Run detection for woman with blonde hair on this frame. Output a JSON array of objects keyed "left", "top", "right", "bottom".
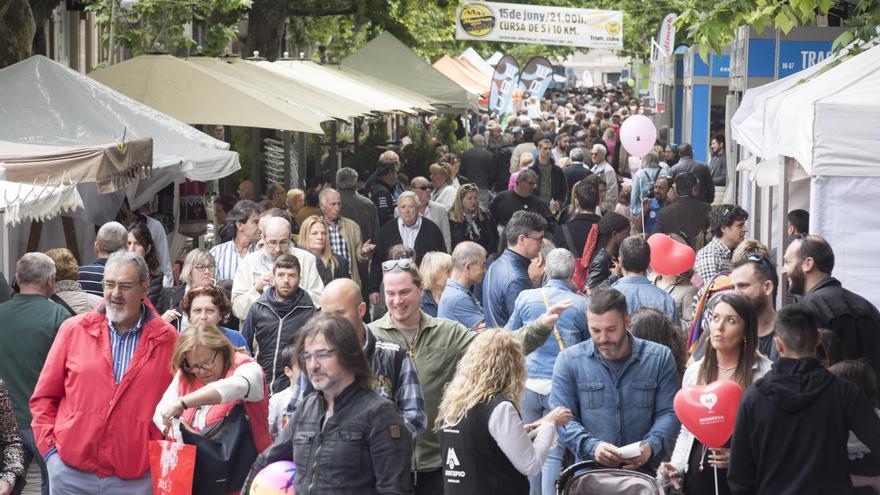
[
  {"left": 298, "top": 215, "right": 349, "bottom": 285},
  {"left": 154, "top": 322, "right": 270, "bottom": 492},
  {"left": 419, "top": 251, "right": 452, "bottom": 317},
  {"left": 448, "top": 183, "right": 498, "bottom": 255},
  {"left": 437, "top": 329, "right": 571, "bottom": 494},
  {"left": 160, "top": 248, "right": 217, "bottom": 326},
  {"left": 430, "top": 162, "right": 457, "bottom": 209},
  {"left": 45, "top": 247, "right": 102, "bottom": 315}
]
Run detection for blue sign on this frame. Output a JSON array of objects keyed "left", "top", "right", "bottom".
[
  {"left": 710, "top": 54, "right": 730, "bottom": 78},
  {"left": 747, "top": 39, "right": 776, "bottom": 77},
  {"left": 778, "top": 41, "right": 833, "bottom": 78}
]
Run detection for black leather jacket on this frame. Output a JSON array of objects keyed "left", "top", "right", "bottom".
[
  {"left": 587, "top": 248, "right": 620, "bottom": 290},
  {"left": 243, "top": 383, "right": 413, "bottom": 495}
]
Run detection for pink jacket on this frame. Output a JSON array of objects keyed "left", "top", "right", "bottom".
[{"left": 30, "top": 304, "right": 178, "bottom": 479}]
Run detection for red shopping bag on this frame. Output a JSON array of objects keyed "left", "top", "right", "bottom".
[{"left": 149, "top": 439, "right": 197, "bottom": 495}]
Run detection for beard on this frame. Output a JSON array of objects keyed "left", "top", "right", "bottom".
[
  {"left": 751, "top": 292, "right": 768, "bottom": 313},
  {"left": 105, "top": 305, "right": 133, "bottom": 325},
  {"left": 787, "top": 266, "right": 806, "bottom": 296}
]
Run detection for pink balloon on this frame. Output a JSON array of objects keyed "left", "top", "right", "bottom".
[
  {"left": 251, "top": 461, "right": 296, "bottom": 495},
  {"left": 620, "top": 115, "right": 657, "bottom": 158},
  {"left": 647, "top": 233, "right": 696, "bottom": 276}
]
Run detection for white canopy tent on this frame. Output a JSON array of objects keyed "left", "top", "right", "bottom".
[
  {"left": 459, "top": 48, "right": 496, "bottom": 77},
  {"left": 0, "top": 55, "right": 241, "bottom": 275},
  {"left": 730, "top": 41, "right": 880, "bottom": 309}
]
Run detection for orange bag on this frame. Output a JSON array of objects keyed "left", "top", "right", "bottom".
[{"left": 149, "top": 439, "right": 197, "bottom": 495}]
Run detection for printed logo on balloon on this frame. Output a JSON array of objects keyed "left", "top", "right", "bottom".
[
  {"left": 674, "top": 380, "right": 743, "bottom": 449},
  {"left": 619, "top": 114, "right": 657, "bottom": 158}
]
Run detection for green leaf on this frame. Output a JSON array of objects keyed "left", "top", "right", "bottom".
[
  {"left": 774, "top": 8, "right": 796, "bottom": 33},
  {"left": 832, "top": 31, "right": 854, "bottom": 51}
]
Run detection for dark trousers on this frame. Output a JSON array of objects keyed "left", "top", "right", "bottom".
[
  {"left": 413, "top": 469, "right": 443, "bottom": 495},
  {"left": 15, "top": 427, "right": 48, "bottom": 495}
]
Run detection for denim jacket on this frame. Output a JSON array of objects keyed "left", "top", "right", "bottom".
[
  {"left": 611, "top": 275, "right": 680, "bottom": 326},
  {"left": 550, "top": 334, "right": 680, "bottom": 468},
  {"left": 483, "top": 249, "right": 533, "bottom": 327},
  {"left": 505, "top": 279, "right": 589, "bottom": 379}
]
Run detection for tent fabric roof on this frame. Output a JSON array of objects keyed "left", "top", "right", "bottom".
[
  {"left": 459, "top": 48, "right": 495, "bottom": 77},
  {"left": 0, "top": 138, "right": 153, "bottom": 194},
  {"left": 432, "top": 56, "right": 488, "bottom": 96},
  {"left": 0, "top": 179, "right": 84, "bottom": 225},
  {"left": 90, "top": 55, "right": 327, "bottom": 133},
  {"left": 262, "top": 60, "right": 435, "bottom": 114},
  {"left": 0, "top": 55, "right": 239, "bottom": 185},
  {"left": 341, "top": 32, "right": 479, "bottom": 112}
]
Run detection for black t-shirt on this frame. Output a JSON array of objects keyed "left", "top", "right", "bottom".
[{"left": 490, "top": 190, "right": 555, "bottom": 230}]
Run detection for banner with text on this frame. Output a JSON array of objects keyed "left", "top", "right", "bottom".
[
  {"left": 456, "top": 1, "right": 623, "bottom": 49},
  {"left": 488, "top": 54, "right": 519, "bottom": 116}
]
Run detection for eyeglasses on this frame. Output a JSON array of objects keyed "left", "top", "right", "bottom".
[
  {"left": 194, "top": 264, "right": 215, "bottom": 272},
  {"left": 524, "top": 233, "right": 544, "bottom": 242},
  {"left": 300, "top": 349, "right": 337, "bottom": 363},
  {"left": 266, "top": 239, "right": 290, "bottom": 248},
  {"left": 183, "top": 351, "right": 219, "bottom": 372},
  {"left": 382, "top": 258, "right": 414, "bottom": 272},
  {"left": 103, "top": 281, "right": 138, "bottom": 293},
  {"left": 414, "top": 185, "right": 434, "bottom": 191}
]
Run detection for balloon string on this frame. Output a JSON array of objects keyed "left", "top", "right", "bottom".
[{"left": 714, "top": 465, "right": 719, "bottom": 495}]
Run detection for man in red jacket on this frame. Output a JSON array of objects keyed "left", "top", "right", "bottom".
[{"left": 30, "top": 251, "right": 178, "bottom": 494}]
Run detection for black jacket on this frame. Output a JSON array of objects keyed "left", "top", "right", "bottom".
[
  {"left": 460, "top": 146, "right": 494, "bottom": 190},
  {"left": 728, "top": 358, "right": 880, "bottom": 495},
  {"left": 657, "top": 195, "right": 711, "bottom": 250},
  {"left": 587, "top": 248, "right": 619, "bottom": 290},
  {"left": 803, "top": 277, "right": 880, "bottom": 373},
  {"left": 241, "top": 286, "right": 316, "bottom": 393},
  {"left": 369, "top": 180, "right": 396, "bottom": 228},
  {"left": 529, "top": 159, "right": 567, "bottom": 206},
  {"left": 670, "top": 157, "right": 715, "bottom": 204},
  {"left": 369, "top": 217, "right": 446, "bottom": 293},
  {"left": 489, "top": 190, "right": 557, "bottom": 233},
  {"left": 449, "top": 209, "right": 498, "bottom": 254},
  {"left": 315, "top": 253, "right": 350, "bottom": 285},
  {"left": 491, "top": 147, "right": 514, "bottom": 192},
  {"left": 244, "top": 383, "right": 413, "bottom": 495},
  {"left": 562, "top": 162, "right": 592, "bottom": 195},
  {"left": 554, "top": 212, "right": 601, "bottom": 257}
]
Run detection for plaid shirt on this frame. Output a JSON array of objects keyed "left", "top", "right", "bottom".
[
  {"left": 694, "top": 237, "right": 733, "bottom": 285},
  {"left": 326, "top": 220, "right": 350, "bottom": 262}
]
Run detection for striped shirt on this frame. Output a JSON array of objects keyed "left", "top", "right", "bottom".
[
  {"left": 108, "top": 306, "right": 146, "bottom": 384},
  {"left": 326, "top": 220, "right": 350, "bottom": 262},
  {"left": 78, "top": 257, "right": 108, "bottom": 297},
  {"left": 210, "top": 240, "right": 255, "bottom": 282}
]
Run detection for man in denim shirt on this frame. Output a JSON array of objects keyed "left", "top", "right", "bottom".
[
  {"left": 551, "top": 289, "right": 680, "bottom": 473},
  {"left": 506, "top": 248, "right": 589, "bottom": 494},
  {"left": 611, "top": 235, "right": 679, "bottom": 326},
  {"left": 438, "top": 242, "right": 487, "bottom": 331}
]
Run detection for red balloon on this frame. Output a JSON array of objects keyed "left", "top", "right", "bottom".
[
  {"left": 647, "top": 233, "right": 696, "bottom": 276},
  {"left": 674, "top": 380, "right": 744, "bottom": 449}
]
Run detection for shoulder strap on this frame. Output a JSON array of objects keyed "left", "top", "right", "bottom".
[
  {"left": 50, "top": 294, "right": 76, "bottom": 317},
  {"left": 540, "top": 287, "right": 566, "bottom": 351},
  {"left": 561, "top": 224, "right": 577, "bottom": 254}
]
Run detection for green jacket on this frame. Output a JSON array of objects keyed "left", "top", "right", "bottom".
[
  {"left": 0, "top": 294, "right": 70, "bottom": 428},
  {"left": 368, "top": 310, "right": 551, "bottom": 472}
]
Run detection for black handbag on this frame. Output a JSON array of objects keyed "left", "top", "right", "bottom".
[{"left": 180, "top": 402, "right": 258, "bottom": 495}]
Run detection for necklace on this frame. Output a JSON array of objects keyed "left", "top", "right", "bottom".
[
  {"left": 718, "top": 363, "right": 737, "bottom": 371},
  {"left": 400, "top": 324, "right": 424, "bottom": 360}
]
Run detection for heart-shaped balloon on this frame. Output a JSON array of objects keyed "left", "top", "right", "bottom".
[
  {"left": 674, "top": 380, "right": 744, "bottom": 449},
  {"left": 619, "top": 115, "right": 656, "bottom": 158},
  {"left": 647, "top": 233, "right": 696, "bottom": 276}
]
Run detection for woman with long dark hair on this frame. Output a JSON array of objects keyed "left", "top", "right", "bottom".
[
  {"left": 659, "top": 292, "right": 772, "bottom": 494},
  {"left": 585, "top": 212, "right": 631, "bottom": 290},
  {"left": 127, "top": 221, "right": 164, "bottom": 309},
  {"left": 630, "top": 307, "right": 688, "bottom": 381}
]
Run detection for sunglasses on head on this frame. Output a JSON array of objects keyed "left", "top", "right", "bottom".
[{"left": 382, "top": 258, "right": 414, "bottom": 272}]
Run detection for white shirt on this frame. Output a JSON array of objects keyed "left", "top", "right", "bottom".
[
  {"left": 230, "top": 246, "right": 324, "bottom": 319},
  {"left": 398, "top": 216, "right": 422, "bottom": 249},
  {"left": 152, "top": 360, "right": 265, "bottom": 440},
  {"left": 487, "top": 400, "right": 558, "bottom": 476}
]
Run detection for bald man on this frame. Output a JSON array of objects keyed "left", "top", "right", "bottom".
[
  {"left": 320, "top": 279, "right": 426, "bottom": 436},
  {"left": 231, "top": 216, "right": 324, "bottom": 319}
]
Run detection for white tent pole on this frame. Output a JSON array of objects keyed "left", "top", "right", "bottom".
[
  {"left": 776, "top": 156, "right": 790, "bottom": 308},
  {"left": 0, "top": 210, "right": 9, "bottom": 277}
]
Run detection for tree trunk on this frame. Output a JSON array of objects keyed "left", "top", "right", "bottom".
[
  {"left": 0, "top": 0, "right": 36, "bottom": 69},
  {"left": 244, "top": 0, "right": 288, "bottom": 61}
]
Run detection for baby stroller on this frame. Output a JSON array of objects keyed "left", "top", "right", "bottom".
[{"left": 556, "top": 460, "right": 666, "bottom": 495}]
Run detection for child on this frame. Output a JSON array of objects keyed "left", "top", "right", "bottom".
[
  {"left": 267, "top": 346, "right": 299, "bottom": 440},
  {"left": 829, "top": 359, "right": 880, "bottom": 493}
]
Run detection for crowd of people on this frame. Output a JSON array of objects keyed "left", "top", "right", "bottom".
[{"left": 0, "top": 84, "right": 878, "bottom": 495}]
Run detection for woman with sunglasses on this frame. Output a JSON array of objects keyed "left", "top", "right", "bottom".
[
  {"left": 659, "top": 292, "right": 772, "bottom": 494},
  {"left": 161, "top": 248, "right": 218, "bottom": 327},
  {"left": 449, "top": 183, "right": 498, "bottom": 255},
  {"left": 154, "top": 323, "right": 270, "bottom": 493}
]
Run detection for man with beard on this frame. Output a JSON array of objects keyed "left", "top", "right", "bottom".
[
  {"left": 694, "top": 204, "right": 749, "bottom": 286},
  {"left": 782, "top": 235, "right": 880, "bottom": 372},
  {"left": 369, "top": 259, "right": 571, "bottom": 495},
  {"left": 31, "top": 251, "right": 178, "bottom": 494},
  {"left": 231, "top": 217, "right": 323, "bottom": 319},
  {"left": 551, "top": 288, "right": 680, "bottom": 474},
  {"left": 530, "top": 139, "right": 567, "bottom": 212},
  {"left": 241, "top": 254, "right": 317, "bottom": 394},
  {"left": 731, "top": 255, "right": 779, "bottom": 359}
]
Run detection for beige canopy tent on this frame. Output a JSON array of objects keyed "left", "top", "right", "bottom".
[
  {"left": 432, "top": 55, "right": 490, "bottom": 96},
  {"left": 89, "top": 55, "right": 328, "bottom": 133},
  {"left": 0, "top": 138, "right": 153, "bottom": 194},
  {"left": 341, "top": 32, "right": 479, "bottom": 112},
  {"left": 260, "top": 60, "right": 437, "bottom": 114}
]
